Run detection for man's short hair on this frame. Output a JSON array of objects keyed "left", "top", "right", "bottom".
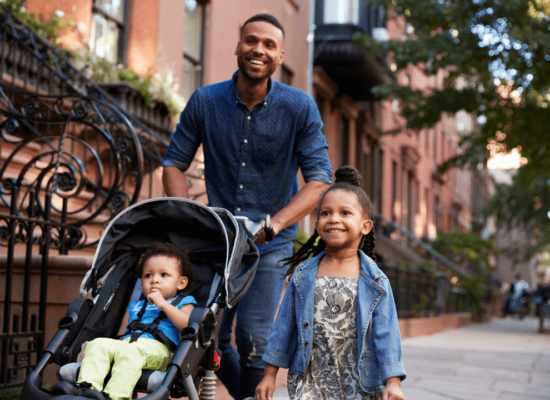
[
  {"left": 138, "top": 242, "right": 193, "bottom": 281},
  {"left": 241, "top": 14, "right": 285, "bottom": 38}
]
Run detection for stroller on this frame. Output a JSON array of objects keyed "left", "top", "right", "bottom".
[{"left": 22, "top": 198, "right": 260, "bottom": 400}]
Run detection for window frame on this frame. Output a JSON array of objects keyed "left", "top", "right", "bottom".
[
  {"left": 182, "top": 0, "right": 206, "bottom": 99},
  {"left": 91, "top": 0, "right": 131, "bottom": 65}
]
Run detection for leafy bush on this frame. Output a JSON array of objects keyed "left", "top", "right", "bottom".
[{"left": 1, "top": 0, "right": 185, "bottom": 119}]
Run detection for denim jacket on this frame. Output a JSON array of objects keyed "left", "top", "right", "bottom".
[{"left": 263, "top": 250, "right": 406, "bottom": 392}]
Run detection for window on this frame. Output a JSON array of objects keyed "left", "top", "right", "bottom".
[
  {"left": 280, "top": 65, "right": 293, "bottom": 86},
  {"left": 183, "top": 0, "right": 205, "bottom": 101},
  {"left": 323, "top": 0, "right": 359, "bottom": 24},
  {"left": 376, "top": 149, "right": 383, "bottom": 212},
  {"left": 90, "top": 0, "right": 128, "bottom": 63},
  {"left": 339, "top": 117, "right": 350, "bottom": 166}
]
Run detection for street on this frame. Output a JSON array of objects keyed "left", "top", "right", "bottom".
[{"left": 271, "top": 317, "right": 550, "bottom": 400}]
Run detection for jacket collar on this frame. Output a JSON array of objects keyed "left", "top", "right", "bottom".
[{"left": 296, "top": 250, "right": 385, "bottom": 284}]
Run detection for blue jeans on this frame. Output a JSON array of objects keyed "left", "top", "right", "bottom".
[{"left": 216, "top": 243, "right": 293, "bottom": 399}]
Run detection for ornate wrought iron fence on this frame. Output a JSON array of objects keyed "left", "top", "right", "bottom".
[
  {"left": 0, "top": 83, "right": 147, "bottom": 388},
  {"left": 0, "top": 6, "right": 206, "bottom": 200}
]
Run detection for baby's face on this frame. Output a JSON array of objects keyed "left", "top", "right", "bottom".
[{"left": 141, "top": 255, "right": 188, "bottom": 299}]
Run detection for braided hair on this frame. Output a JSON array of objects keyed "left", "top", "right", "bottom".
[{"left": 281, "top": 166, "right": 377, "bottom": 276}]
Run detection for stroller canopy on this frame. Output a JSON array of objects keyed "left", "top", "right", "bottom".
[{"left": 80, "top": 198, "right": 259, "bottom": 308}]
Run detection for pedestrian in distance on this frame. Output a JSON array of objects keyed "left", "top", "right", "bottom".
[
  {"left": 256, "top": 167, "right": 406, "bottom": 400},
  {"left": 51, "top": 242, "right": 197, "bottom": 400},
  {"left": 161, "top": 13, "right": 333, "bottom": 399}
]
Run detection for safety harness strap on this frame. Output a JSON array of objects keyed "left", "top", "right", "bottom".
[{"left": 125, "top": 295, "right": 185, "bottom": 351}]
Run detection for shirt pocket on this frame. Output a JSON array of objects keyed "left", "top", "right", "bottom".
[
  {"left": 254, "top": 133, "right": 287, "bottom": 166},
  {"left": 363, "top": 350, "right": 381, "bottom": 379}
]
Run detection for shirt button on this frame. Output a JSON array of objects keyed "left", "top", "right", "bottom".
[
  {"left": 264, "top": 101, "right": 267, "bottom": 105},
  {"left": 247, "top": 116, "right": 251, "bottom": 120},
  {"left": 304, "top": 341, "right": 309, "bottom": 347},
  {"left": 303, "top": 322, "right": 309, "bottom": 328},
  {"left": 237, "top": 207, "right": 241, "bottom": 211},
  {"left": 242, "top": 162, "right": 246, "bottom": 166},
  {"left": 240, "top": 185, "right": 243, "bottom": 189},
  {"left": 244, "top": 139, "right": 248, "bottom": 143}
]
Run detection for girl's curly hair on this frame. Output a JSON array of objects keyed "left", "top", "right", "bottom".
[{"left": 280, "top": 166, "right": 376, "bottom": 276}]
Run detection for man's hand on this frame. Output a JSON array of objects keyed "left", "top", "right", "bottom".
[
  {"left": 254, "top": 221, "right": 279, "bottom": 245},
  {"left": 383, "top": 377, "right": 406, "bottom": 400},
  {"left": 146, "top": 290, "right": 168, "bottom": 309}
]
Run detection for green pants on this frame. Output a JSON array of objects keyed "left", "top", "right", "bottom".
[{"left": 77, "top": 337, "right": 171, "bottom": 400}]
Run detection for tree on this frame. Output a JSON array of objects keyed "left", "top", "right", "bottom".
[{"left": 355, "top": 0, "right": 550, "bottom": 187}]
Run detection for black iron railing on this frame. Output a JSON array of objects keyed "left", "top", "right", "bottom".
[{"left": 0, "top": 6, "right": 206, "bottom": 199}]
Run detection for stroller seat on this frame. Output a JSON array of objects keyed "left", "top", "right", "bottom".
[
  {"left": 57, "top": 363, "right": 165, "bottom": 394},
  {"left": 21, "top": 198, "right": 260, "bottom": 400}
]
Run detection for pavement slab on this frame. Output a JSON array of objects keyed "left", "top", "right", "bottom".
[{"left": 214, "top": 317, "right": 550, "bottom": 399}]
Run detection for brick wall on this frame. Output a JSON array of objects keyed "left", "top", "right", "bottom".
[{"left": 126, "top": 0, "right": 159, "bottom": 75}]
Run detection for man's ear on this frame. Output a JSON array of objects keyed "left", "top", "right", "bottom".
[
  {"left": 178, "top": 276, "right": 189, "bottom": 291},
  {"left": 278, "top": 49, "right": 285, "bottom": 65},
  {"left": 235, "top": 43, "right": 240, "bottom": 56}
]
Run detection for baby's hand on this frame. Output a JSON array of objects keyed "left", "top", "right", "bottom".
[
  {"left": 147, "top": 290, "right": 167, "bottom": 308},
  {"left": 383, "top": 377, "right": 406, "bottom": 400}
]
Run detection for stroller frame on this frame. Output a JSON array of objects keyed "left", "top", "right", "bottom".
[{"left": 21, "top": 198, "right": 260, "bottom": 400}]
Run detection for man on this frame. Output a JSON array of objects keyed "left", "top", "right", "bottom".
[{"left": 161, "top": 14, "right": 332, "bottom": 399}]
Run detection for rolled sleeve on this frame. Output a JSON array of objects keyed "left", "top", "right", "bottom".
[
  {"left": 262, "top": 349, "right": 294, "bottom": 369},
  {"left": 379, "top": 361, "right": 407, "bottom": 384},
  {"left": 295, "top": 97, "right": 333, "bottom": 184},
  {"left": 373, "top": 278, "right": 407, "bottom": 383},
  {"left": 160, "top": 91, "right": 202, "bottom": 172},
  {"left": 262, "top": 277, "right": 299, "bottom": 369}
]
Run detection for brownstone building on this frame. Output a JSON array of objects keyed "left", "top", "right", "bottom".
[{"left": 17, "top": 0, "right": 477, "bottom": 262}]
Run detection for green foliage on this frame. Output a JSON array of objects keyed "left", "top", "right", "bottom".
[
  {"left": 1, "top": 0, "right": 185, "bottom": 119},
  {"left": 72, "top": 50, "right": 185, "bottom": 119},
  {"left": 357, "top": 0, "right": 550, "bottom": 187},
  {"left": 0, "top": 0, "right": 74, "bottom": 44},
  {"left": 0, "top": 387, "right": 22, "bottom": 400},
  {"left": 426, "top": 231, "right": 499, "bottom": 315},
  {"left": 484, "top": 170, "right": 550, "bottom": 258}
]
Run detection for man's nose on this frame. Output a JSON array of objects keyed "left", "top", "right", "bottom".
[{"left": 252, "top": 42, "right": 265, "bottom": 55}]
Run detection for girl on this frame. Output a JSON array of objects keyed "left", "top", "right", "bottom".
[{"left": 255, "top": 167, "right": 406, "bottom": 400}]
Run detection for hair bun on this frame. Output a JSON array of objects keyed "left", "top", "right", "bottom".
[{"left": 334, "top": 166, "right": 361, "bottom": 187}]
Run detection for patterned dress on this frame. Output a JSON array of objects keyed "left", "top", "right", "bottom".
[{"left": 287, "top": 277, "right": 382, "bottom": 400}]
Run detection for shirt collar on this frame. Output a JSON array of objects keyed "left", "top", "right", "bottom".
[{"left": 231, "top": 70, "right": 276, "bottom": 107}]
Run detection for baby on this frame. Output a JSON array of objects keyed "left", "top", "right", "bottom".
[{"left": 52, "top": 242, "right": 196, "bottom": 400}]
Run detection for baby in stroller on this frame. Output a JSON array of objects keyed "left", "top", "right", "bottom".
[
  {"left": 51, "top": 242, "right": 197, "bottom": 400},
  {"left": 22, "top": 197, "right": 260, "bottom": 400}
]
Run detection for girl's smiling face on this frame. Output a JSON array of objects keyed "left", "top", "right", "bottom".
[{"left": 316, "top": 189, "right": 373, "bottom": 250}]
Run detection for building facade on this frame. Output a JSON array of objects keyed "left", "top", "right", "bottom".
[{"left": 22, "top": 0, "right": 476, "bottom": 262}]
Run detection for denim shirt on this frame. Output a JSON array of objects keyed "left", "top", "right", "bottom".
[
  {"left": 263, "top": 250, "right": 406, "bottom": 392},
  {"left": 161, "top": 71, "right": 333, "bottom": 253}
]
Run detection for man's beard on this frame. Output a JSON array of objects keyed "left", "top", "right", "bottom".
[{"left": 237, "top": 57, "right": 275, "bottom": 82}]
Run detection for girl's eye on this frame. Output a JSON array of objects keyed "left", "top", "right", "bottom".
[
  {"left": 342, "top": 211, "right": 350, "bottom": 215},
  {"left": 161, "top": 273, "right": 168, "bottom": 277},
  {"left": 144, "top": 274, "right": 151, "bottom": 278},
  {"left": 321, "top": 211, "right": 330, "bottom": 216}
]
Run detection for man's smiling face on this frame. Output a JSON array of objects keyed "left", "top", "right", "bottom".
[{"left": 235, "top": 21, "right": 284, "bottom": 82}]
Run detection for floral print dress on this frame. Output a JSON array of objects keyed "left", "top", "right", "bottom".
[{"left": 287, "top": 277, "right": 382, "bottom": 400}]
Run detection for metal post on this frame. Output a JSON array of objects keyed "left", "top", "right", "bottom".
[
  {"left": 37, "top": 193, "right": 52, "bottom": 356},
  {"left": 59, "top": 197, "right": 68, "bottom": 255},
  {"left": 436, "top": 272, "right": 447, "bottom": 314},
  {"left": 1, "top": 187, "right": 18, "bottom": 385},
  {"left": 22, "top": 190, "right": 36, "bottom": 333}
]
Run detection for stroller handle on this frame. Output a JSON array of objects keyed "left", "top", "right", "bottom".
[{"left": 236, "top": 215, "right": 271, "bottom": 242}]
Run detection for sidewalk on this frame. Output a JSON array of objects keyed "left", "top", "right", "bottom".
[{"left": 269, "top": 317, "right": 550, "bottom": 400}]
